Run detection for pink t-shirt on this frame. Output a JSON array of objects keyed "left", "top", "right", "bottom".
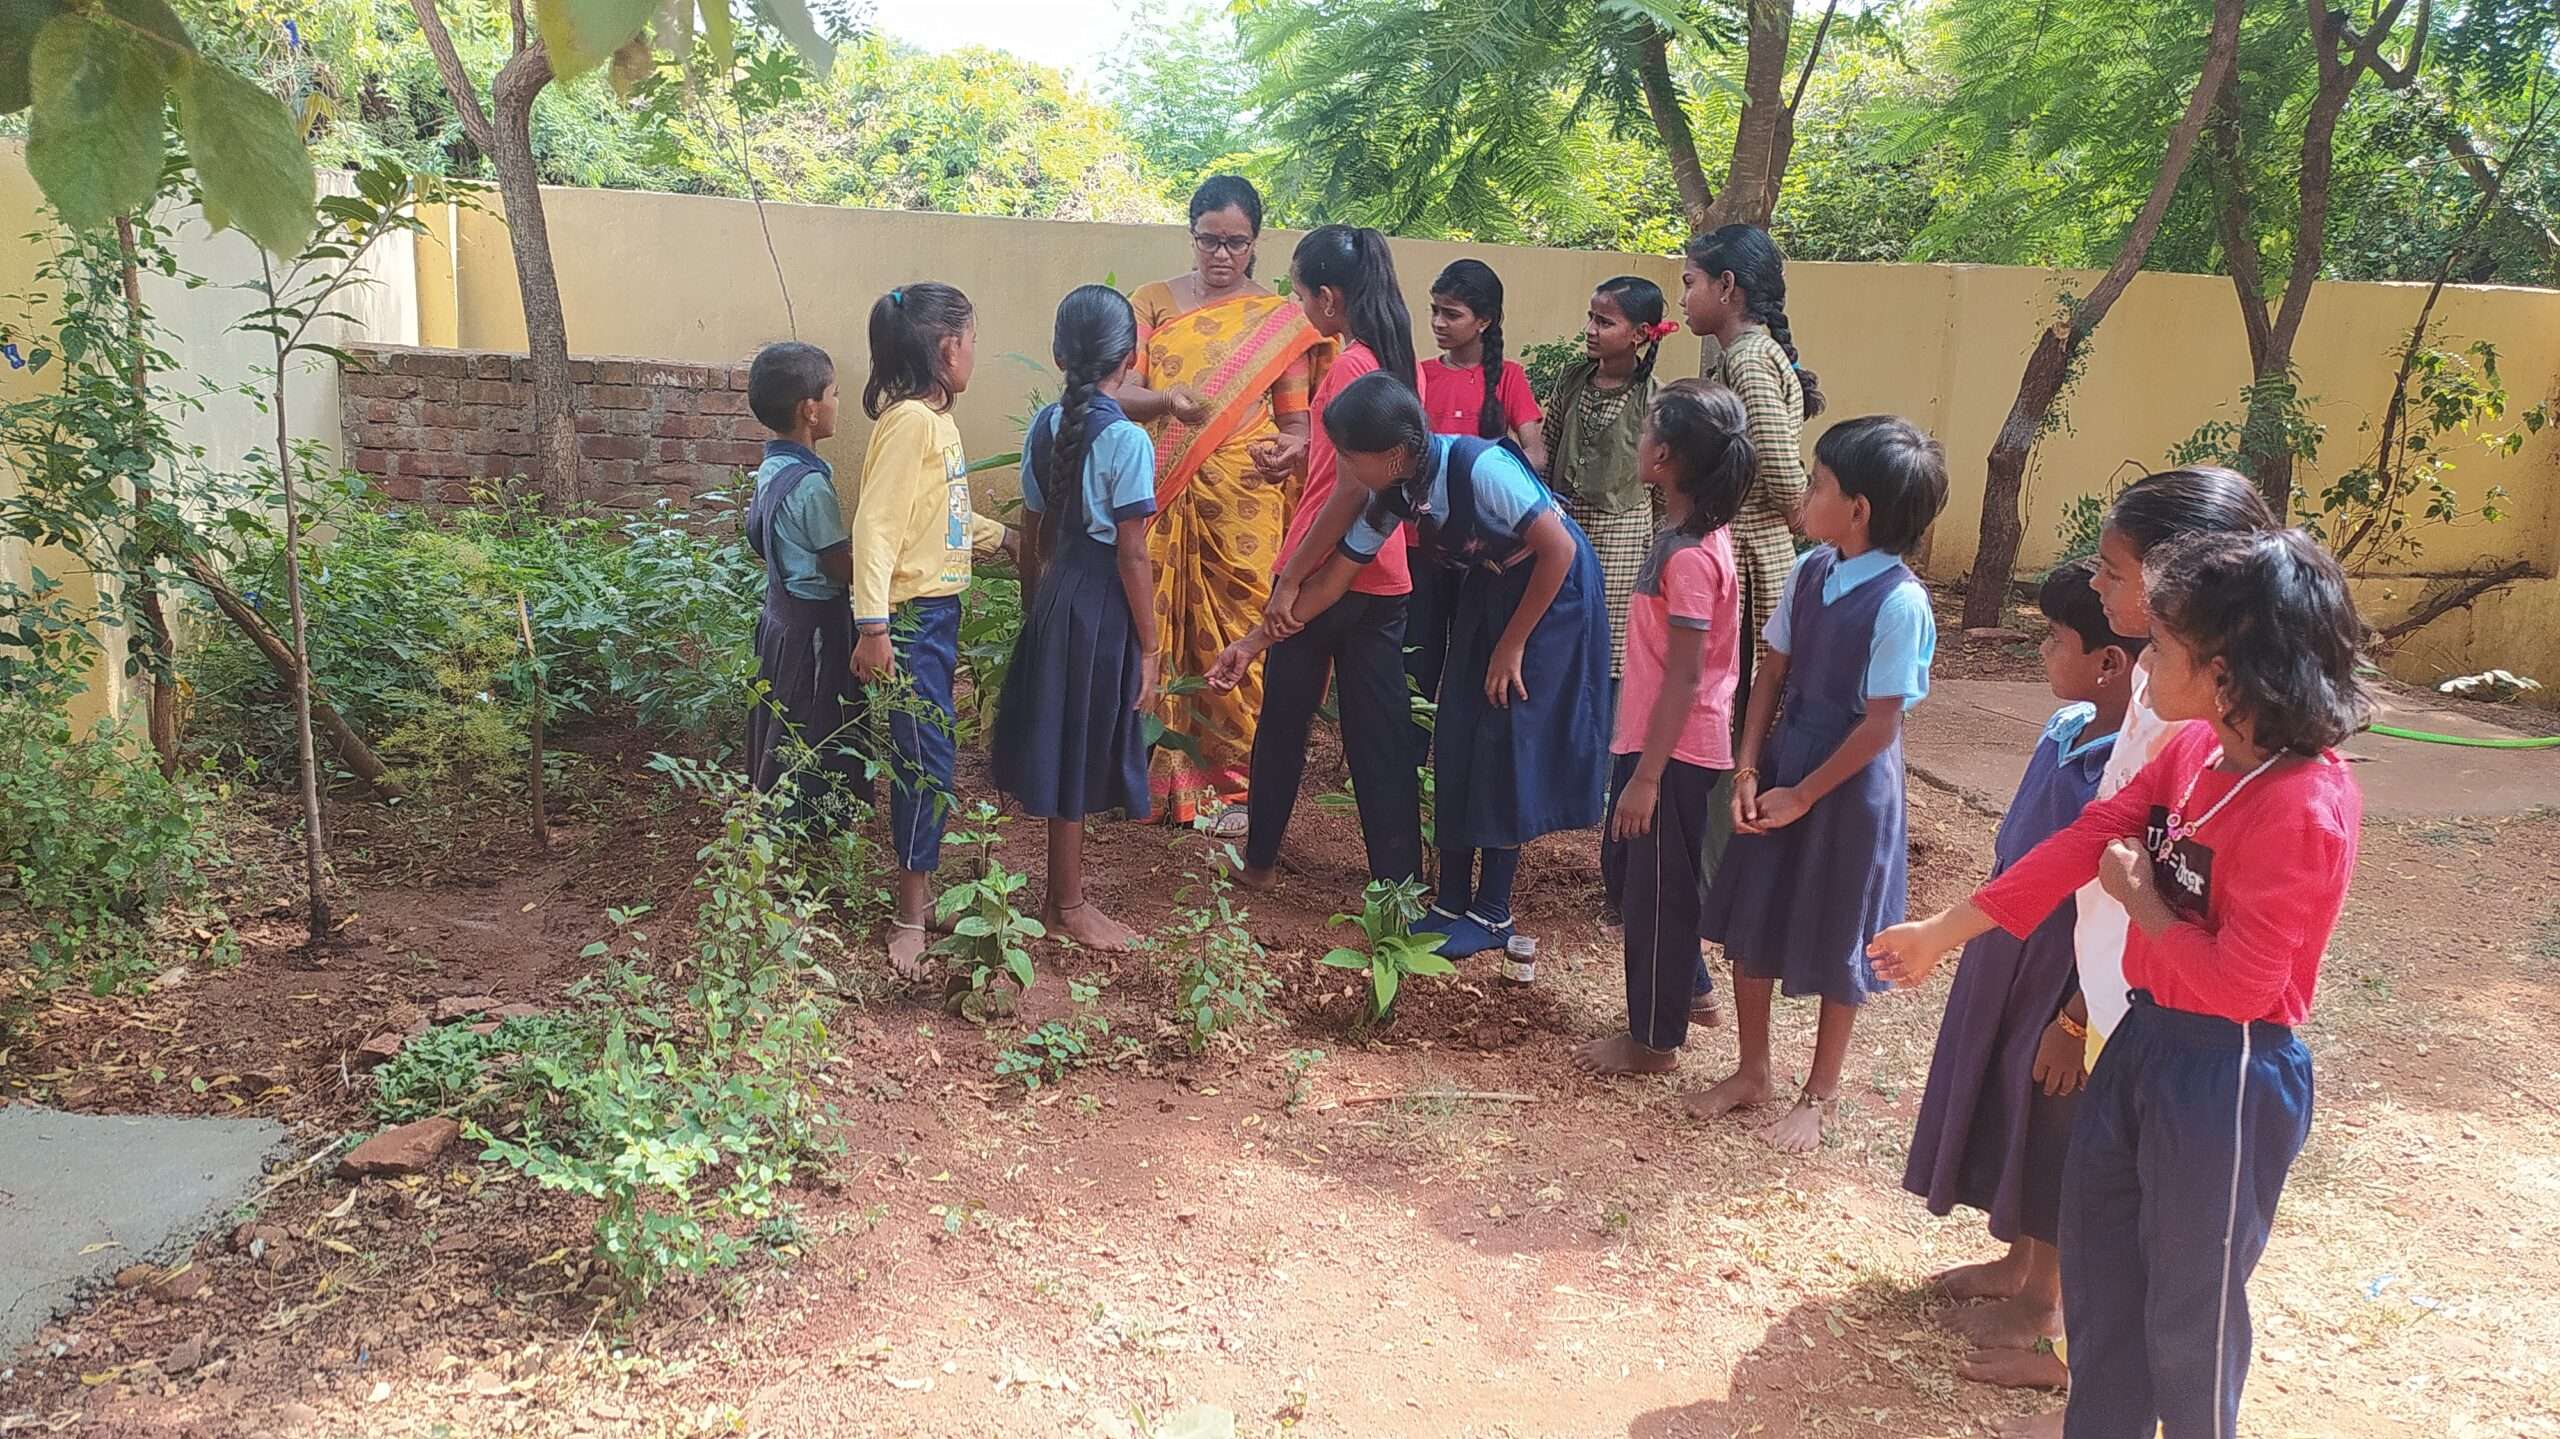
[
  {"left": 1420, "top": 357, "right": 1542, "bottom": 440},
  {"left": 1279, "top": 342, "right": 1410, "bottom": 596},
  {"left": 1611, "top": 526, "right": 1740, "bottom": 769}
]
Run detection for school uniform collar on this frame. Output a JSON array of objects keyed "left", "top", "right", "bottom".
[
  {"left": 2044, "top": 701, "right": 2120, "bottom": 767},
  {"left": 1819, "top": 546, "right": 1903, "bottom": 602},
  {"left": 763, "top": 438, "right": 827, "bottom": 471}
]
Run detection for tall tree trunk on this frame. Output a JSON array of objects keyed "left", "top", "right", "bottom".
[
  {"left": 2233, "top": 0, "right": 2427, "bottom": 511},
  {"left": 1635, "top": 26, "right": 1714, "bottom": 232},
  {"left": 1961, "top": 0, "right": 2247, "bottom": 629},
  {"left": 408, "top": 0, "right": 581, "bottom": 507},
  {"left": 113, "top": 217, "right": 179, "bottom": 773},
  {"left": 1702, "top": 0, "right": 1796, "bottom": 229},
  {"left": 261, "top": 257, "right": 331, "bottom": 947}
]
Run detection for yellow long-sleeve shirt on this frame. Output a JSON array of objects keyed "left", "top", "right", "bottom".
[{"left": 844, "top": 399, "right": 1007, "bottom": 625}]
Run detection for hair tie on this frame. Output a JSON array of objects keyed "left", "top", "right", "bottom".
[
  {"left": 1647, "top": 320, "right": 1680, "bottom": 341},
  {"left": 890, "top": 288, "right": 905, "bottom": 308}
]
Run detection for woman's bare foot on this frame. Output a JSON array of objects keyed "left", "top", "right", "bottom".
[
  {"left": 1758, "top": 1089, "right": 1835, "bottom": 1154},
  {"left": 1571, "top": 1034, "right": 1679, "bottom": 1076},
  {"left": 1047, "top": 900, "right": 1139, "bottom": 952},
  {"left": 1679, "top": 1070, "right": 1775, "bottom": 1121},
  {"left": 886, "top": 922, "right": 933, "bottom": 982},
  {"left": 1233, "top": 865, "right": 1279, "bottom": 892},
  {"left": 1949, "top": 1294, "right": 2064, "bottom": 1349},
  {"left": 1963, "top": 1347, "right": 2069, "bottom": 1391},
  {"left": 1995, "top": 1406, "right": 2066, "bottom": 1436},
  {"left": 1931, "top": 1253, "right": 2029, "bottom": 1304}
]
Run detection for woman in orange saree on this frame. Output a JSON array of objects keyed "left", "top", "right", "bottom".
[{"left": 1119, "top": 177, "right": 1325, "bottom": 834}]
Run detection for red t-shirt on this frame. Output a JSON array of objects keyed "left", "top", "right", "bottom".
[
  {"left": 1420, "top": 357, "right": 1542, "bottom": 441},
  {"left": 1973, "top": 723, "right": 2362, "bottom": 1028},
  {"left": 1279, "top": 342, "right": 1410, "bottom": 596},
  {"left": 1611, "top": 527, "right": 1739, "bottom": 769}
]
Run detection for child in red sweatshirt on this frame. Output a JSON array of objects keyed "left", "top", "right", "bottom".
[{"left": 1871, "top": 528, "right": 2368, "bottom": 1439}]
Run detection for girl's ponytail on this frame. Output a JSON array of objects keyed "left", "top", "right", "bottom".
[
  {"left": 1682, "top": 225, "right": 1822, "bottom": 419},
  {"left": 864, "top": 281, "right": 974, "bottom": 419},
  {"left": 1649, "top": 379, "right": 1756, "bottom": 539},
  {"left": 1430, "top": 259, "right": 1509, "bottom": 439},
  {"left": 1042, "top": 284, "right": 1140, "bottom": 546},
  {"left": 1297, "top": 225, "right": 1418, "bottom": 392},
  {"left": 1596, "top": 275, "right": 1669, "bottom": 387}
]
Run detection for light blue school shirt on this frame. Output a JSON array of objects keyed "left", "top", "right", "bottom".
[
  {"left": 1019, "top": 410, "right": 1157, "bottom": 544},
  {"left": 1762, "top": 545, "right": 1936, "bottom": 703},
  {"left": 2043, "top": 701, "right": 2119, "bottom": 766},
  {"left": 754, "top": 441, "right": 849, "bottom": 601},
  {"left": 1340, "top": 434, "right": 1550, "bottom": 561}
]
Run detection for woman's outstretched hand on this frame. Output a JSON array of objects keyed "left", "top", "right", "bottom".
[{"left": 1206, "top": 637, "right": 1259, "bottom": 691}]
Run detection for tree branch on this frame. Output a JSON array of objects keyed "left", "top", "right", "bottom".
[
  {"left": 408, "top": 0, "right": 496, "bottom": 156},
  {"left": 2376, "top": 561, "right": 2535, "bottom": 642},
  {"left": 1788, "top": 0, "right": 1842, "bottom": 116},
  {"left": 1635, "top": 25, "right": 1715, "bottom": 232}
]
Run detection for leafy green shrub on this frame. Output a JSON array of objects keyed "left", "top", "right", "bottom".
[
  {"left": 194, "top": 486, "right": 761, "bottom": 787},
  {"left": 955, "top": 572, "right": 1022, "bottom": 742},
  {"left": 1519, "top": 336, "right": 1585, "bottom": 405},
  {"left": 370, "top": 1015, "right": 588, "bottom": 1124},
  {"left": 476, "top": 766, "right": 841, "bottom": 1296},
  {"left": 1320, "top": 879, "right": 1454, "bottom": 1024},
  {"left": 1151, "top": 840, "right": 1277, "bottom": 1054},
  {"left": 0, "top": 698, "right": 220, "bottom": 1000},
  {"left": 932, "top": 803, "right": 1044, "bottom": 1011}
]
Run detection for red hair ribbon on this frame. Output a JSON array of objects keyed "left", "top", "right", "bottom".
[{"left": 1647, "top": 319, "right": 1680, "bottom": 341}]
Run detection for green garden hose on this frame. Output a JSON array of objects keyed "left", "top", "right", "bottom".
[{"left": 2369, "top": 723, "right": 2560, "bottom": 750}]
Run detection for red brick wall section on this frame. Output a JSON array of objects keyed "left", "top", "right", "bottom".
[{"left": 337, "top": 343, "right": 771, "bottom": 508}]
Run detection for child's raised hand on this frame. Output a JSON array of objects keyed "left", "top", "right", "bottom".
[
  {"left": 1169, "top": 386, "right": 1209, "bottom": 426},
  {"left": 1866, "top": 919, "right": 1949, "bottom": 987},
  {"left": 2098, "top": 837, "right": 2149, "bottom": 905},
  {"left": 853, "top": 629, "right": 896, "bottom": 684},
  {"left": 1608, "top": 775, "right": 1658, "bottom": 842},
  {"left": 2032, "top": 1018, "right": 2088, "bottom": 1097},
  {"left": 1752, "top": 784, "right": 1810, "bottom": 830},
  {"left": 1484, "top": 640, "right": 1529, "bottom": 708}
]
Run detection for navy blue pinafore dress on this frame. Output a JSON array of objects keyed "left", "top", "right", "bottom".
[
  {"left": 1903, "top": 711, "right": 2113, "bottom": 1245},
  {"left": 991, "top": 403, "right": 1153, "bottom": 821},
  {"left": 1701, "top": 547, "right": 1916, "bottom": 1007},
  {"left": 1416, "top": 436, "right": 1611, "bottom": 849},
  {"left": 744, "top": 455, "right": 869, "bottom": 829}
]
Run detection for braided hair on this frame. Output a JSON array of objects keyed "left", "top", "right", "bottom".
[
  {"left": 1039, "top": 284, "right": 1139, "bottom": 549},
  {"left": 1294, "top": 224, "right": 1418, "bottom": 391},
  {"left": 1595, "top": 275, "right": 1668, "bottom": 386},
  {"left": 1682, "top": 226, "right": 1826, "bottom": 420},
  {"left": 1646, "top": 379, "right": 1757, "bottom": 540},
  {"left": 1431, "top": 259, "right": 1510, "bottom": 438}
]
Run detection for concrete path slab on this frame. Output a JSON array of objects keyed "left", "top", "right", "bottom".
[
  {"left": 1907, "top": 678, "right": 2560, "bottom": 822},
  {"left": 0, "top": 1107, "right": 285, "bottom": 1354}
]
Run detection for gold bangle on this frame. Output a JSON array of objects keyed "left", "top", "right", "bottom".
[
  {"left": 2056, "top": 1012, "right": 2087, "bottom": 1039},
  {"left": 1733, "top": 767, "right": 1759, "bottom": 785}
]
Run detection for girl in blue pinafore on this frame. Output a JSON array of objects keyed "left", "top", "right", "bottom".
[
  {"left": 1903, "top": 558, "right": 2142, "bottom": 1361},
  {"left": 741, "top": 341, "right": 866, "bottom": 833},
  {"left": 991, "top": 285, "right": 1160, "bottom": 953},
  {"left": 1694, "top": 415, "right": 1949, "bottom": 1154},
  {"left": 1212, "top": 371, "right": 1608, "bottom": 957}
]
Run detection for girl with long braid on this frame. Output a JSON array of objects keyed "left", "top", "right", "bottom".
[
  {"left": 991, "top": 285, "right": 1161, "bottom": 951},
  {"left": 1412, "top": 259, "right": 1546, "bottom": 746}
]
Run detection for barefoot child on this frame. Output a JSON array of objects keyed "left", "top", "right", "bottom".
[
  {"left": 1902, "top": 559, "right": 2139, "bottom": 1377},
  {"left": 1213, "top": 373, "right": 1608, "bottom": 955},
  {"left": 1232, "top": 225, "right": 1424, "bottom": 894},
  {"left": 991, "top": 286, "right": 1159, "bottom": 951},
  {"left": 743, "top": 342, "right": 860, "bottom": 830},
  {"left": 1873, "top": 528, "right": 2367, "bottom": 1439},
  {"left": 1692, "top": 416, "right": 1948, "bottom": 1152},
  {"left": 1572, "top": 381, "right": 1751, "bottom": 1077},
  {"left": 1412, "top": 259, "right": 1546, "bottom": 750},
  {"left": 851, "top": 282, "right": 1013, "bottom": 978}
]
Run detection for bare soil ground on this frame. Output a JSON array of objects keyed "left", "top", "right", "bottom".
[{"left": 5, "top": 714, "right": 2558, "bottom": 1439}]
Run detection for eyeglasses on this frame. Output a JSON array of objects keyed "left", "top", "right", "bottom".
[{"left": 1190, "top": 232, "right": 1255, "bottom": 256}]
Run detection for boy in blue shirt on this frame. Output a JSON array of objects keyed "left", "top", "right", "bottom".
[{"left": 742, "top": 341, "right": 863, "bottom": 831}]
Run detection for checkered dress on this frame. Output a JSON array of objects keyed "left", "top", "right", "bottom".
[
  {"left": 1714, "top": 331, "right": 1810, "bottom": 655},
  {"left": 1558, "top": 381, "right": 1652, "bottom": 677}
]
